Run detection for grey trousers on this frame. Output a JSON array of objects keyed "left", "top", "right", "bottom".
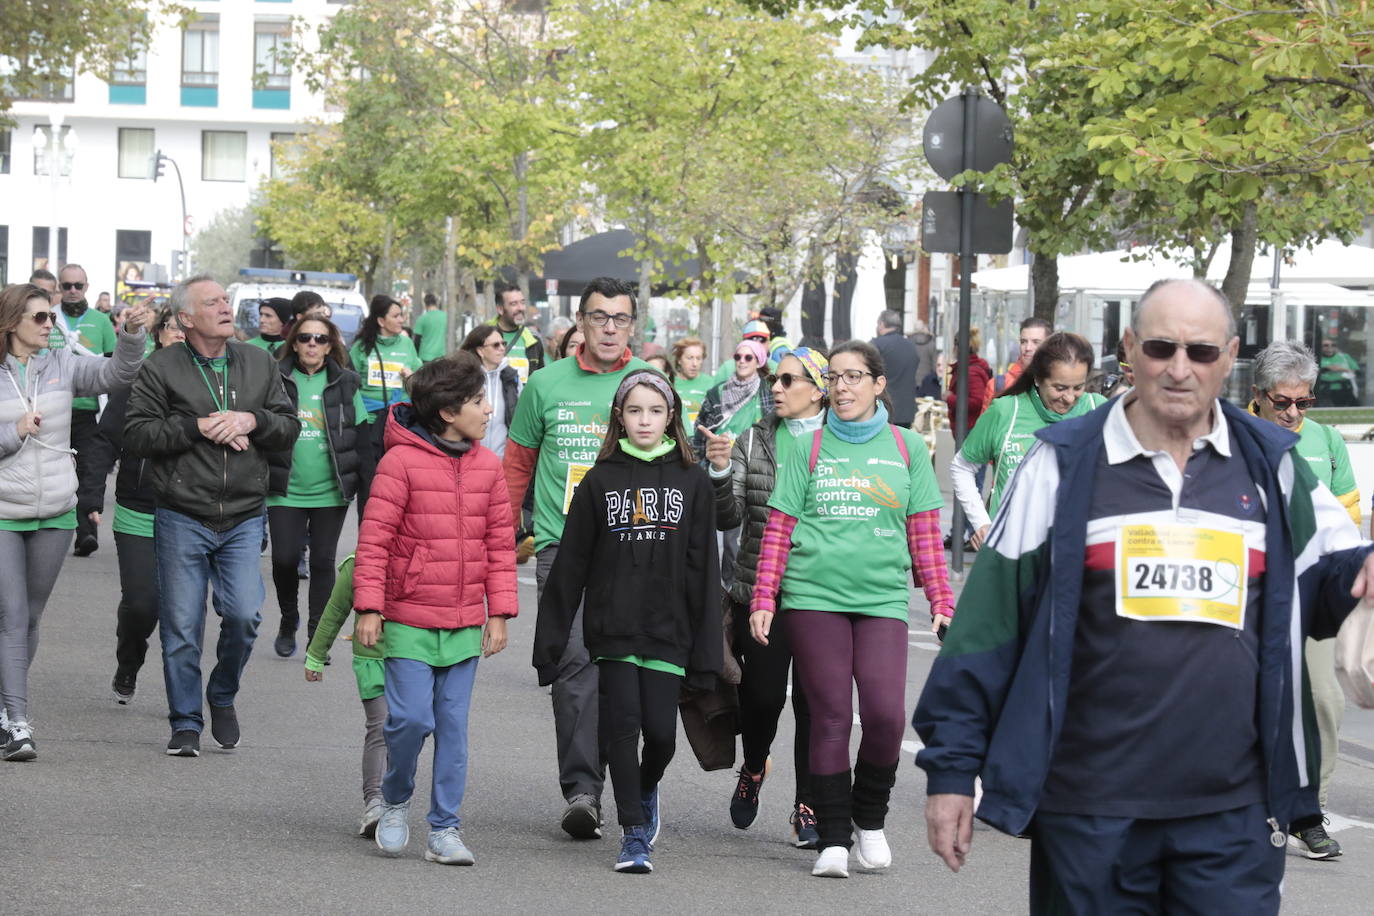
[
  {"left": 0, "top": 527, "right": 75, "bottom": 722},
  {"left": 536, "top": 545, "right": 604, "bottom": 802},
  {"left": 362, "top": 694, "right": 388, "bottom": 803}
]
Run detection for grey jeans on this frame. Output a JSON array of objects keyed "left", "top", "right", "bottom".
[
  {"left": 0, "top": 527, "right": 75, "bottom": 723},
  {"left": 536, "top": 545, "right": 604, "bottom": 802},
  {"left": 362, "top": 694, "right": 388, "bottom": 803}
]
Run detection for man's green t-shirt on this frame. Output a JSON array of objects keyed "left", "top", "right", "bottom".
[
  {"left": 349, "top": 335, "right": 422, "bottom": 415},
  {"left": 246, "top": 336, "right": 283, "bottom": 356},
  {"left": 507, "top": 354, "right": 651, "bottom": 552},
  {"left": 268, "top": 369, "right": 369, "bottom": 508},
  {"left": 674, "top": 374, "right": 713, "bottom": 429},
  {"left": 413, "top": 308, "right": 449, "bottom": 362},
  {"left": 496, "top": 324, "right": 539, "bottom": 385},
  {"left": 1320, "top": 351, "right": 1359, "bottom": 384},
  {"left": 50, "top": 308, "right": 116, "bottom": 412},
  {"left": 959, "top": 388, "right": 1105, "bottom": 517},
  {"left": 768, "top": 424, "right": 943, "bottom": 621},
  {"left": 1294, "top": 417, "right": 1357, "bottom": 496}
]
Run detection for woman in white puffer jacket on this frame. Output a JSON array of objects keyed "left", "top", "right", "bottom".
[{"left": 0, "top": 282, "right": 150, "bottom": 761}]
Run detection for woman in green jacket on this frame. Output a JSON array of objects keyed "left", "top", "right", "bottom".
[{"left": 951, "top": 332, "right": 1103, "bottom": 550}]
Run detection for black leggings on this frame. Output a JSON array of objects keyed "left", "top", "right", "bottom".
[
  {"left": 114, "top": 531, "right": 159, "bottom": 680},
  {"left": 730, "top": 598, "right": 810, "bottom": 804},
  {"left": 598, "top": 660, "right": 681, "bottom": 827},
  {"left": 267, "top": 505, "right": 348, "bottom": 639}
]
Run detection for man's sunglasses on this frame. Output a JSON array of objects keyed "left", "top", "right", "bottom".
[
  {"left": 1139, "top": 338, "right": 1222, "bottom": 364},
  {"left": 767, "top": 372, "right": 816, "bottom": 389},
  {"left": 1262, "top": 391, "right": 1317, "bottom": 412},
  {"left": 60, "top": 282, "right": 86, "bottom": 291},
  {"left": 29, "top": 311, "right": 57, "bottom": 325},
  {"left": 295, "top": 333, "right": 330, "bottom": 345}
]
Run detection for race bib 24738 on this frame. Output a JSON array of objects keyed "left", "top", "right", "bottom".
[{"left": 1115, "top": 524, "right": 1247, "bottom": 629}]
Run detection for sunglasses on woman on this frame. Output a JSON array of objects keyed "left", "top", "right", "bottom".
[
  {"left": 29, "top": 311, "right": 57, "bottom": 325},
  {"left": 295, "top": 333, "right": 330, "bottom": 345},
  {"left": 1138, "top": 338, "right": 1222, "bottom": 364},
  {"left": 767, "top": 372, "right": 816, "bottom": 389},
  {"left": 1262, "top": 391, "right": 1317, "bottom": 412},
  {"left": 733, "top": 353, "right": 757, "bottom": 363}
]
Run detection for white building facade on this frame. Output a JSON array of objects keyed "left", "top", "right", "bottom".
[{"left": 0, "top": 0, "right": 341, "bottom": 297}]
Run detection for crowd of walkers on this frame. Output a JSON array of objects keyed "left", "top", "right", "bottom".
[{"left": 2, "top": 266, "right": 1372, "bottom": 909}]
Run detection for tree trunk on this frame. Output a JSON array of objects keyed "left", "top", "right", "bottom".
[
  {"left": 443, "top": 217, "right": 459, "bottom": 356},
  {"left": 695, "top": 236, "right": 717, "bottom": 370},
  {"left": 1030, "top": 253, "right": 1058, "bottom": 324},
  {"left": 1221, "top": 202, "right": 1258, "bottom": 322},
  {"left": 634, "top": 257, "right": 652, "bottom": 353},
  {"left": 376, "top": 222, "right": 395, "bottom": 301}
]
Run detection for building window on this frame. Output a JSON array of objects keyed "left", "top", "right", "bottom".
[
  {"left": 254, "top": 20, "right": 291, "bottom": 89},
  {"left": 32, "top": 227, "right": 68, "bottom": 272},
  {"left": 118, "top": 128, "right": 155, "bottom": 179},
  {"left": 32, "top": 125, "right": 73, "bottom": 177},
  {"left": 0, "top": 225, "right": 8, "bottom": 286},
  {"left": 202, "top": 130, "right": 247, "bottom": 182},
  {"left": 0, "top": 130, "right": 10, "bottom": 174},
  {"left": 182, "top": 17, "right": 220, "bottom": 87},
  {"left": 113, "top": 45, "right": 147, "bottom": 85},
  {"left": 270, "top": 132, "right": 298, "bottom": 178},
  {"left": 14, "top": 65, "right": 75, "bottom": 102}
]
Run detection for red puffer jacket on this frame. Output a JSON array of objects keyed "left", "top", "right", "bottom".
[{"left": 354, "top": 404, "right": 518, "bottom": 629}]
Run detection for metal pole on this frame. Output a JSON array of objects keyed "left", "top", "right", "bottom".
[
  {"left": 167, "top": 156, "right": 188, "bottom": 281},
  {"left": 951, "top": 86, "right": 978, "bottom": 575}
]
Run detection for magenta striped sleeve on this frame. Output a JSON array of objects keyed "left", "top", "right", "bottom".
[
  {"left": 907, "top": 508, "right": 955, "bottom": 618},
  {"left": 750, "top": 508, "right": 798, "bottom": 614}
]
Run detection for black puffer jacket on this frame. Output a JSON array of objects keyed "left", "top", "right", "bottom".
[{"left": 267, "top": 357, "right": 368, "bottom": 501}]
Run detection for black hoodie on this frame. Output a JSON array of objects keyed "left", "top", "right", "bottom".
[{"left": 532, "top": 444, "right": 722, "bottom": 690}]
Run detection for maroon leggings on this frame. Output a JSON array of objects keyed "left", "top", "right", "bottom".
[{"left": 787, "top": 610, "right": 908, "bottom": 775}]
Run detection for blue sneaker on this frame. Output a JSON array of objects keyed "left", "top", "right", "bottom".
[
  {"left": 641, "top": 786, "right": 661, "bottom": 847},
  {"left": 424, "top": 827, "right": 475, "bottom": 865},
  {"left": 791, "top": 803, "right": 820, "bottom": 849},
  {"left": 374, "top": 801, "right": 410, "bottom": 856},
  {"left": 614, "top": 826, "right": 653, "bottom": 874}
]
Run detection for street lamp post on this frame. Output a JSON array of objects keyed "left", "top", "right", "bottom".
[
  {"left": 31, "top": 110, "right": 79, "bottom": 271},
  {"left": 150, "top": 149, "right": 189, "bottom": 281}
]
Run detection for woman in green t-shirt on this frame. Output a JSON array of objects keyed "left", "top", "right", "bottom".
[
  {"left": 349, "top": 296, "right": 421, "bottom": 506},
  {"left": 671, "top": 337, "right": 711, "bottom": 429},
  {"left": 951, "top": 332, "right": 1102, "bottom": 551},
  {"left": 749, "top": 340, "right": 955, "bottom": 879},
  {"left": 268, "top": 317, "right": 369, "bottom": 657}
]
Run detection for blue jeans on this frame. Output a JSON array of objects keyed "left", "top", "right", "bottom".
[
  {"left": 382, "top": 656, "right": 478, "bottom": 829},
  {"left": 155, "top": 509, "right": 266, "bottom": 733}
]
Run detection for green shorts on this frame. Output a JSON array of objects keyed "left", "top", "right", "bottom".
[{"left": 353, "top": 656, "right": 385, "bottom": 701}]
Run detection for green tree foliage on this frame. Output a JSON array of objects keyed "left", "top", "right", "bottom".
[{"left": 189, "top": 196, "right": 259, "bottom": 284}]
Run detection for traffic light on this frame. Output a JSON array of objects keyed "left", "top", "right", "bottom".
[
  {"left": 171, "top": 250, "right": 184, "bottom": 280},
  {"left": 149, "top": 150, "right": 166, "bottom": 182}
]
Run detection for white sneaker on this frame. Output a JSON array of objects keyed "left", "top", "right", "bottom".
[
  {"left": 811, "top": 845, "right": 850, "bottom": 878},
  {"left": 853, "top": 824, "right": 891, "bottom": 869},
  {"left": 359, "top": 797, "right": 386, "bottom": 838}
]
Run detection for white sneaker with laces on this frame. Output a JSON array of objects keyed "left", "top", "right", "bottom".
[
  {"left": 812, "top": 845, "right": 850, "bottom": 878},
  {"left": 853, "top": 824, "right": 892, "bottom": 869},
  {"left": 3, "top": 720, "right": 36, "bottom": 762},
  {"left": 359, "top": 797, "right": 386, "bottom": 838}
]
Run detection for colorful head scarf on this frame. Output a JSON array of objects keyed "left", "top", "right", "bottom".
[{"left": 782, "top": 346, "right": 829, "bottom": 395}]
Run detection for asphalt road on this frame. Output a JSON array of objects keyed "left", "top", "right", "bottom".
[{"left": 5, "top": 506, "right": 1374, "bottom": 915}]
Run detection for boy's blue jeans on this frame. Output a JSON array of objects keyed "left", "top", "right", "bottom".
[{"left": 382, "top": 656, "right": 479, "bottom": 829}]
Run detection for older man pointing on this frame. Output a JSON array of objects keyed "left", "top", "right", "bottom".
[{"left": 914, "top": 279, "right": 1374, "bottom": 914}]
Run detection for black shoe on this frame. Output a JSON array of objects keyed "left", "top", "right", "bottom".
[
  {"left": 274, "top": 632, "right": 297, "bottom": 658},
  {"left": 730, "top": 762, "right": 767, "bottom": 829},
  {"left": 1290, "top": 820, "right": 1343, "bottom": 859},
  {"left": 166, "top": 730, "right": 200, "bottom": 757},
  {"left": 74, "top": 534, "right": 98, "bottom": 557},
  {"left": 561, "top": 794, "right": 603, "bottom": 839},
  {"left": 209, "top": 704, "right": 240, "bottom": 749},
  {"left": 111, "top": 673, "right": 136, "bottom": 705}
]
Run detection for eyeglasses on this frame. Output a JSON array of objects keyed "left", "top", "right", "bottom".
[
  {"left": 29, "top": 311, "right": 57, "bottom": 325},
  {"left": 767, "top": 372, "right": 816, "bottom": 389},
  {"left": 733, "top": 353, "right": 757, "bottom": 363},
  {"left": 295, "top": 333, "right": 330, "bottom": 345},
  {"left": 583, "top": 310, "right": 632, "bottom": 328},
  {"left": 822, "top": 369, "right": 876, "bottom": 386},
  {"left": 60, "top": 282, "right": 86, "bottom": 291},
  {"left": 1138, "top": 338, "right": 1223, "bottom": 364},
  {"left": 1263, "top": 391, "right": 1317, "bottom": 412},
  {"left": 483, "top": 339, "right": 507, "bottom": 349}
]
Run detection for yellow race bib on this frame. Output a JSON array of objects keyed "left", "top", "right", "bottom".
[
  {"left": 1116, "top": 524, "right": 1247, "bottom": 629},
  {"left": 563, "top": 462, "right": 592, "bottom": 514}
]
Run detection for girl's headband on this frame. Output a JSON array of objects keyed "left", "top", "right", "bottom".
[{"left": 614, "top": 369, "right": 677, "bottom": 412}]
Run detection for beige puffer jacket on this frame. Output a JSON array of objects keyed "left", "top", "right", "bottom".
[{"left": 0, "top": 329, "right": 147, "bottom": 520}]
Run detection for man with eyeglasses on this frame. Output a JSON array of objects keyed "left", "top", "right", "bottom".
[
  {"left": 489, "top": 282, "right": 544, "bottom": 385},
  {"left": 1248, "top": 339, "right": 1359, "bottom": 861},
  {"left": 504, "top": 276, "right": 650, "bottom": 839},
  {"left": 915, "top": 278, "right": 1374, "bottom": 914},
  {"left": 49, "top": 264, "right": 117, "bottom": 557}
]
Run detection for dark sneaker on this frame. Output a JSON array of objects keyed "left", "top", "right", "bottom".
[
  {"left": 209, "top": 704, "right": 240, "bottom": 749},
  {"left": 166, "top": 730, "right": 200, "bottom": 757},
  {"left": 274, "top": 630, "right": 297, "bottom": 658},
  {"left": 74, "top": 533, "right": 98, "bottom": 557},
  {"left": 614, "top": 826, "right": 653, "bottom": 873},
  {"left": 562, "top": 794, "right": 603, "bottom": 840},
  {"left": 111, "top": 673, "right": 136, "bottom": 706},
  {"left": 641, "top": 786, "right": 661, "bottom": 847},
  {"left": 2, "top": 721, "right": 36, "bottom": 762},
  {"left": 730, "top": 761, "right": 768, "bottom": 829},
  {"left": 791, "top": 802, "right": 820, "bottom": 849},
  {"left": 1290, "top": 820, "right": 1343, "bottom": 859}
]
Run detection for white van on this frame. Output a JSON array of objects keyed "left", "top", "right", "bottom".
[{"left": 228, "top": 268, "right": 369, "bottom": 345}]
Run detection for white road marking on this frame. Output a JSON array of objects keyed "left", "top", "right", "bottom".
[{"left": 1327, "top": 812, "right": 1374, "bottom": 834}]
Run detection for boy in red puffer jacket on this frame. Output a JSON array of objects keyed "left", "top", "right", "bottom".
[{"left": 353, "top": 353, "right": 518, "bottom": 866}]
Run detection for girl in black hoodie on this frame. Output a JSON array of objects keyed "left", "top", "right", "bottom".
[{"left": 533, "top": 369, "right": 722, "bottom": 876}]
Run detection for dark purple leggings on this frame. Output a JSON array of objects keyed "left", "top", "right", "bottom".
[{"left": 787, "top": 610, "right": 908, "bottom": 775}]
